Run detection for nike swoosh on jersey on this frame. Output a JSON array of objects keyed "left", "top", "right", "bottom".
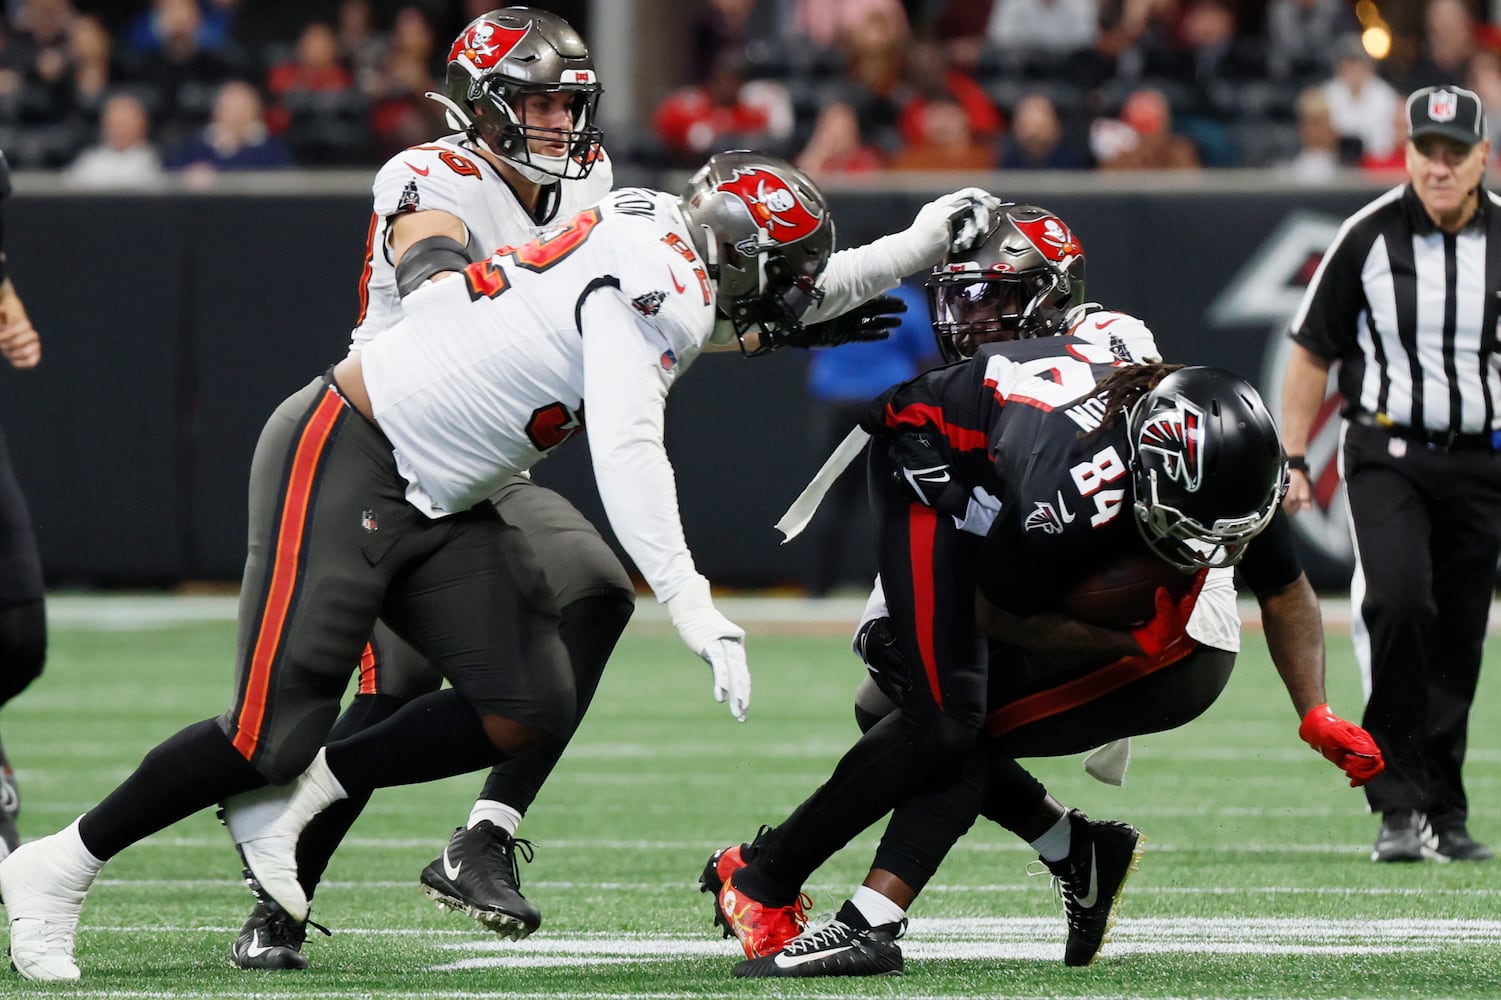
[
  {"left": 245, "top": 931, "right": 273, "bottom": 958},
  {"left": 443, "top": 845, "right": 463, "bottom": 880},
  {"left": 1055, "top": 491, "right": 1076, "bottom": 523},
  {"left": 774, "top": 944, "right": 855, "bottom": 969},
  {"left": 1094, "top": 316, "right": 1119, "bottom": 328},
  {"left": 668, "top": 266, "right": 685, "bottom": 294},
  {"left": 1077, "top": 847, "right": 1100, "bottom": 908},
  {"left": 405, "top": 162, "right": 431, "bottom": 176}
]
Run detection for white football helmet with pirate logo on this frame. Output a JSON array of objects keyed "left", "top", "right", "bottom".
[
  {"left": 927, "top": 204, "right": 1086, "bottom": 361},
  {"left": 679, "top": 150, "right": 835, "bottom": 354}
]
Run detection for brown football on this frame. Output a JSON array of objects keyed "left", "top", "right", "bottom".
[{"left": 1060, "top": 554, "right": 1197, "bottom": 629}]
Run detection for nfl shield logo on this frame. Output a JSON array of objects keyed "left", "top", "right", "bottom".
[{"left": 1429, "top": 91, "right": 1458, "bottom": 122}]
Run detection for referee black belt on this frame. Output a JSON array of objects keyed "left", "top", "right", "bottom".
[{"left": 1350, "top": 412, "right": 1500, "bottom": 452}]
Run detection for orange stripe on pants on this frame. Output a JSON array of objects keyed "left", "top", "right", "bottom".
[
  {"left": 233, "top": 389, "right": 345, "bottom": 760},
  {"left": 357, "top": 642, "right": 378, "bottom": 695},
  {"left": 985, "top": 641, "right": 1199, "bottom": 738}
]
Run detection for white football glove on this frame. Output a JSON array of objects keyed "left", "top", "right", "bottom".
[
  {"left": 667, "top": 576, "right": 751, "bottom": 722},
  {"left": 891, "top": 187, "right": 1007, "bottom": 274}
]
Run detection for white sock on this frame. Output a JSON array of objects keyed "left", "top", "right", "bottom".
[
  {"left": 850, "top": 885, "right": 906, "bottom": 929},
  {"left": 467, "top": 800, "right": 523, "bottom": 836},
  {"left": 1031, "top": 812, "right": 1073, "bottom": 863},
  {"left": 62, "top": 817, "right": 105, "bottom": 875}
]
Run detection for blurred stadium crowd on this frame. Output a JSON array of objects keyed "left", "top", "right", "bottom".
[{"left": 4, "top": 0, "right": 1500, "bottom": 188}]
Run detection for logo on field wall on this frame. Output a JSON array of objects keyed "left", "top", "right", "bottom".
[{"left": 1206, "top": 210, "right": 1353, "bottom": 570}]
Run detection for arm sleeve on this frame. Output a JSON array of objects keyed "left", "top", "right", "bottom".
[
  {"left": 802, "top": 234, "right": 930, "bottom": 323},
  {"left": 580, "top": 287, "right": 702, "bottom": 603}
]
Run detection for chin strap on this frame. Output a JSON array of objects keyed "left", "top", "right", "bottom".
[{"left": 421, "top": 90, "right": 565, "bottom": 186}]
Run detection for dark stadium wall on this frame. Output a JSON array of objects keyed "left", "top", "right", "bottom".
[{"left": 0, "top": 183, "right": 1384, "bottom": 590}]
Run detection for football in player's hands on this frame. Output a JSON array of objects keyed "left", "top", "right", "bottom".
[{"left": 1061, "top": 554, "right": 1197, "bottom": 630}]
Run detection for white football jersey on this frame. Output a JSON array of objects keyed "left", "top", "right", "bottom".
[
  {"left": 361, "top": 187, "right": 716, "bottom": 520},
  {"left": 350, "top": 133, "right": 614, "bottom": 349}
]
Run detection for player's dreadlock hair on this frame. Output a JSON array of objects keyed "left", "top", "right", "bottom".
[{"left": 1089, "top": 362, "right": 1186, "bottom": 434}]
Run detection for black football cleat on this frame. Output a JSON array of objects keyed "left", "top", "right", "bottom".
[
  {"left": 1042, "top": 809, "right": 1143, "bottom": 966},
  {"left": 230, "top": 900, "right": 328, "bottom": 970},
  {"left": 733, "top": 917, "right": 905, "bottom": 978},
  {"left": 420, "top": 821, "right": 542, "bottom": 939}
]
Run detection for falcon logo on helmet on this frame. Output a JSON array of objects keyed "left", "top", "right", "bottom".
[
  {"left": 1011, "top": 215, "right": 1082, "bottom": 266},
  {"left": 716, "top": 167, "right": 824, "bottom": 245},
  {"left": 1137, "top": 399, "right": 1205, "bottom": 492},
  {"left": 448, "top": 19, "right": 530, "bottom": 72}
]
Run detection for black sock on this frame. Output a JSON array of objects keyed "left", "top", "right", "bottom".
[
  {"left": 324, "top": 689, "right": 503, "bottom": 797},
  {"left": 80, "top": 718, "right": 264, "bottom": 861},
  {"left": 478, "top": 593, "right": 632, "bottom": 809},
  {"left": 295, "top": 693, "right": 405, "bottom": 895}
]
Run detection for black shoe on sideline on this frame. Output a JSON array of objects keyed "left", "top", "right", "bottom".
[
  {"left": 1372, "top": 810, "right": 1431, "bottom": 863},
  {"left": 420, "top": 821, "right": 542, "bottom": 939},
  {"left": 1430, "top": 817, "right": 1492, "bottom": 862}
]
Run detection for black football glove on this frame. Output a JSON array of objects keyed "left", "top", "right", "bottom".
[
  {"left": 888, "top": 430, "right": 969, "bottom": 516},
  {"left": 780, "top": 295, "right": 908, "bottom": 349},
  {"left": 855, "top": 616, "right": 911, "bottom": 704}
]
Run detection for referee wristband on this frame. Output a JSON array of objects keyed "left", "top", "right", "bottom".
[{"left": 1286, "top": 455, "right": 1309, "bottom": 473}]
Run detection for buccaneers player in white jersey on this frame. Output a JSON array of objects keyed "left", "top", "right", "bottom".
[{"left": 219, "top": 8, "right": 624, "bottom": 967}]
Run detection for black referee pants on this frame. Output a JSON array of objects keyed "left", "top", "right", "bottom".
[{"left": 1343, "top": 421, "right": 1501, "bottom": 821}]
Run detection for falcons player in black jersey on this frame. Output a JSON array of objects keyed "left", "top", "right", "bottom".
[{"left": 700, "top": 212, "right": 1384, "bottom": 978}]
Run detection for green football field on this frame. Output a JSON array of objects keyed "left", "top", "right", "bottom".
[{"left": 3, "top": 594, "right": 1499, "bottom": 998}]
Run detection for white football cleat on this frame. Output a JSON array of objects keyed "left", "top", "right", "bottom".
[
  {"left": 0, "top": 819, "right": 102, "bottom": 981},
  {"left": 234, "top": 749, "right": 346, "bottom": 923}
]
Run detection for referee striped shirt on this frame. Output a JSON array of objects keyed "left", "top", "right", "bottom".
[{"left": 1289, "top": 183, "right": 1501, "bottom": 438}]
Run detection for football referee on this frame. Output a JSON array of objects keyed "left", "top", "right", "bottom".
[{"left": 1281, "top": 84, "right": 1499, "bottom": 863}]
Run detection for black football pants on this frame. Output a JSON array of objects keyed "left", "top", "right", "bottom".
[
  {"left": 1344, "top": 421, "right": 1501, "bottom": 822},
  {"left": 743, "top": 448, "right": 988, "bottom": 903}
]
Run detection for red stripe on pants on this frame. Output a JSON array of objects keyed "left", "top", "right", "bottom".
[{"left": 908, "top": 504, "right": 943, "bottom": 711}]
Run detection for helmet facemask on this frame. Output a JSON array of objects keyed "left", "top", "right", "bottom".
[{"left": 928, "top": 267, "right": 1072, "bottom": 361}]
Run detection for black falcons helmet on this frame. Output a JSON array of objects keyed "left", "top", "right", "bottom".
[
  {"left": 927, "top": 204, "right": 1086, "bottom": 361},
  {"left": 1129, "top": 367, "right": 1288, "bottom": 571},
  {"left": 433, "top": 8, "right": 603, "bottom": 183},
  {"left": 680, "top": 151, "right": 835, "bottom": 355}
]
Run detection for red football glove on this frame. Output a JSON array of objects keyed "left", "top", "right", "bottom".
[
  {"left": 1128, "top": 570, "right": 1207, "bottom": 661},
  {"left": 1298, "top": 703, "right": 1385, "bottom": 787}
]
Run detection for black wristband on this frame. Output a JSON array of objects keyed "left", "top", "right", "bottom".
[{"left": 1286, "top": 455, "right": 1309, "bottom": 473}]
